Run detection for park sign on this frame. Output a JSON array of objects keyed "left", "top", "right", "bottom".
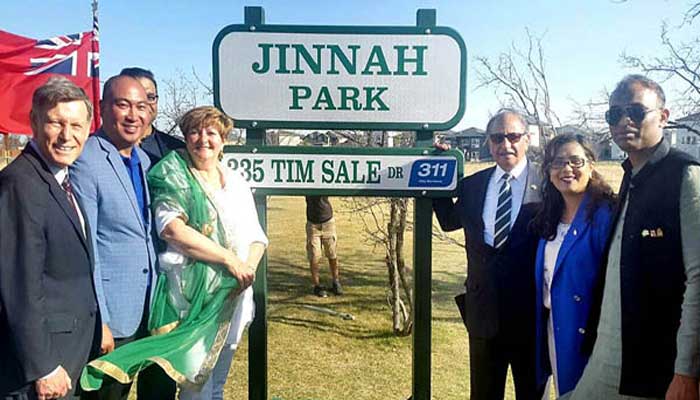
[
  {"left": 221, "top": 146, "right": 464, "bottom": 197},
  {"left": 213, "top": 23, "right": 467, "bottom": 130}
]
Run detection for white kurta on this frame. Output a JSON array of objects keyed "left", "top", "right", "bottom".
[{"left": 155, "top": 166, "right": 268, "bottom": 347}]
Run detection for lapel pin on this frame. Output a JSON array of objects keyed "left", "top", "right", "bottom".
[
  {"left": 642, "top": 229, "right": 650, "bottom": 237},
  {"left": 656, "top": 228, "right": 664, "bottom": 237}
]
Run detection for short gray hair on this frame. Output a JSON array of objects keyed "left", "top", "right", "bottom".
[
  {"left": 486, "top": 108, "right": 529, "bottom": 133},
  {"left": 611, "top": 74, "right": 666, "bottom": 108},
  {"left": 30, "top": 76, "right": 93, "bottom": 125}
]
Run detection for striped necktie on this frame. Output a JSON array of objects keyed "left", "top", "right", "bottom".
[{"left": 494, "top": 172, "right": 512, "bottom": 249}]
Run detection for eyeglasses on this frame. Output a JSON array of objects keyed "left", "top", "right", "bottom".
[
  {"left": 605, "top": 104, "right": 658, "bottom": 126},
  {"left": 549, "top": 156, "right": 588, "bottom": 170},
  {"left": 146, "top": 93, "right": 159, "bottom": 103},
  {"left": 488, "top": 132, "right": 526, "bottom": 144}
]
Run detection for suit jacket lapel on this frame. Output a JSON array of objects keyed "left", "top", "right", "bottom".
[
  {"left": 472, "top": 166, "right": 493, "bottom": 246},
  {"left": 522, "top": 161, "right": 542, "bottom": 205},
  {"left": 23, "top": 146, "right": 90, "bottom": 253},
  {"left": 97, "top": 131, "right": 146, "bottom": 233}
]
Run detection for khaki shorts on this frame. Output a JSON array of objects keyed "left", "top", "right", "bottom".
[{"left": 306, "top": 217, "right": 338, "bottom": 263}]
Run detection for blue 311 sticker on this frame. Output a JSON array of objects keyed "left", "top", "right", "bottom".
[{"left": 408, "top": 159, "right": 456, "bottom": 188}]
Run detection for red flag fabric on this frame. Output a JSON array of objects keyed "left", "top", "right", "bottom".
[{"left": 0, "top": 30, "right": 100, "bottom": 135}]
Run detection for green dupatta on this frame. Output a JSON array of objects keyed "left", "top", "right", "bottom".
[{"left": 80, "top": 150, "right": 240, "bottom": 391}]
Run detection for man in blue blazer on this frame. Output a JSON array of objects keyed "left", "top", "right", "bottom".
[
  {"left": 71, "top": 75, "right": 167, "bottom": 399},
  {"left": 434, "top": 109, "right": 542, "bottom": 400}
]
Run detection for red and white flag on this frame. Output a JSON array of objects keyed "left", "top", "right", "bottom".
[{"left": 0, "top": 29, "right": 100, "bottom": 134}]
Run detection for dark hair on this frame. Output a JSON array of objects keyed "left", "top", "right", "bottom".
[
  {"left": 530, "top": 134, "right": 616, "bottom": 240},
  {"left": 120, "top": 67, "right": 157, "bottom": 91},
  {"left": 610, "top": 74, "right": 665, "bottom": 108},
  {"left": 102, "top": 74, "right": 143, "bottom": 103},
  {"left": 30, "top": 76, "right": 93, "bottom": 127}
]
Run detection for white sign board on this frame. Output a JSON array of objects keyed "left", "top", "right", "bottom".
[
  {"left": 221, "top": 148, "right": 463, "bottom": 196},
  {"left": 213, "top": 25, "right": 466, "bottom": 130}
]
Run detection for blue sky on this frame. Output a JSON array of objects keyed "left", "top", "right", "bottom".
[{"left": 2, "top": 0, "right": 695, "bottom": 130}]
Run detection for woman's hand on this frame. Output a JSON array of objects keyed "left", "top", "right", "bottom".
[{"left": 224, "top": 253, "right": 255, "bottom": 289}]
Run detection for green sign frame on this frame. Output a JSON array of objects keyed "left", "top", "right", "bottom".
[{"left": 212, "top": 23, "right": 467, "bottom": 131}]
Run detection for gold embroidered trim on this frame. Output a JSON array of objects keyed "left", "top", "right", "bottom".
[
  {"left": 150, "top": 320, "right": 179, "bottom": 336},
  {"left": 88, "top": 360, "right": 131, "bottom": 384}
]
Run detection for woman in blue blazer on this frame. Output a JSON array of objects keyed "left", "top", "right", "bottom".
[{"left": 529, "top": 134, "right": 616, "bottom": 397}]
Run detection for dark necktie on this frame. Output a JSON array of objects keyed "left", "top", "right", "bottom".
[
  {"left": 61, "top": 175, "right": 81, "bottom": 219},
  {"left": 494, "top": 172, "right": 512, "bottom": 249}
]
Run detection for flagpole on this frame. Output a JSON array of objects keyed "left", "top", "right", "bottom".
[{"left": 91, "top": 0, "right": 100, "bottom": 130}]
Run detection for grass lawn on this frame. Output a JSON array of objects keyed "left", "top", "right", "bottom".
[{"left": 128, "top": 161, "right": 624, "bottom": 399}]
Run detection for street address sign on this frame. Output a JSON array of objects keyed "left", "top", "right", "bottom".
[
  {"left": 222, "top": 146, "right": 464, "bottom": 197},
  {"left": 213, "top": 24, "right": 467, "bottom": 130}
]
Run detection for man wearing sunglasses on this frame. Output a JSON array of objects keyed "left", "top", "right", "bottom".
[
  {"left": 434, "top": 109, "right": 542, "bottom": 400},
  {"left": 120, "top": 67, "right": 184, "bottom": 165},
  {"left": 570, "top": 75, "right": 700, "bottom": 400}
]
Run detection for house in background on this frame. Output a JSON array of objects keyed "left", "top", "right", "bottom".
[
  {"left": 665, "top": 112, "right": 700, "bottom": 159},
  {"left": 439, "top": 127, "right": 489, "bottom": 161}
]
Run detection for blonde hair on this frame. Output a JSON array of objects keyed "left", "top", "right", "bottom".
[{"left": 178, "top": 106, "right": 233, "bottom": 141}]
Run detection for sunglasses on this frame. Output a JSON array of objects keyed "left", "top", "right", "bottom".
[
  {"left": 549, "top": 156, "right": 588, "bottom": 170},
  {"left": 488, "top": 132, "right": 526, "bottom": 144},
  {"left": 605, "top": 104, "right": 658, "bottom": 126}
]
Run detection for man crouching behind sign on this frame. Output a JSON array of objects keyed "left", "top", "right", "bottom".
[{"left": 80, "top": 106, "right": 268, "bottom": 399}]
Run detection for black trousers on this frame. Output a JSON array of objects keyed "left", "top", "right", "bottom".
[
  {"left": 81, "top": 303, "right": 176, "bottom": 400},
  {"left": 468, "top": 333, "right": 542, "bottom": 400}
]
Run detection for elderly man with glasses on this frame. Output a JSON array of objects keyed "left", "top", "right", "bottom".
[
  {"left": 568, "top": 75, "right": 700, "bottom": 400},
  {"left": 433, "top": 108, "right": 543, "bottom": 399}
]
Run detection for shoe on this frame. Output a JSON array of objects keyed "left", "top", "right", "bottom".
[
  {"left": 330, "top": 280, "right": 343, "bottom": 296},
  {"left": 313, "top": 285, "right": 328, "bottom": 298}
]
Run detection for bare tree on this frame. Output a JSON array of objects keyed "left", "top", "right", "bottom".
[
  {"left": 620, "top": 9, "right": 700, "bottom": 116},
  {"left": 475, "top": 28, "right": 561, "bottom": 139},
  {"left": 570, "top": 90, "right": 612, "bottom": 142},
  {"left": 342, "top": 131, "right": 415, "bottom": 336},
  {"left": 155, "top": 68, "right": 246, "bottom": 143},
  {"left": 156, "top": 69, "right": 206, "bottom": 133}
]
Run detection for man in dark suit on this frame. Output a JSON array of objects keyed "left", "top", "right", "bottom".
[
  {"left": 119, "top": 67, "right": 184, "bottom": 165},
  {"left": 0, "top": 77, "right": 100, "bottom": 399},
  {"left": 434, "top": 109, "right": 542, "bottom": 399}
]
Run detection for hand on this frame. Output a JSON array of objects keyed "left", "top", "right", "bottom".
[
  {"left": 35, "top": 366, "right": 71, "bottom": 400},
  {"left": 100, "top": 323, "right": 115, "bottom": 355},
  {"left": 225, "top": 254, "right": 255, "bottom": 290},
  {"left": 434, "top": 141, "right": 451, "bottom": 151},
  {"left": 666, "top": 373, "right": 699, "bottom": 400}
]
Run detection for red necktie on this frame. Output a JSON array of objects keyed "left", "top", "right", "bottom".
[{"left": 61, "top": 175, "right": 81, "bottom": 219}]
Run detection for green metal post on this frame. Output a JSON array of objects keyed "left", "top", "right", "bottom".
[
  {"left": 245, "top": 8, "right": 267, "bottom": 400},
  {"left": 413, "top": 130, "right": 434, "bottom": 400},
  {"left": 413, "top": 11, "right": 437, "bottom": 400}
]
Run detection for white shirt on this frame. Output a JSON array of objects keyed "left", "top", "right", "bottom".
[
  {"left": 543, "top": 222, "right": 570, "bottom": 398},
  {"left": 155, "top": 166, "right": 268, "bottom": 345},
  {"left": 482, "top": 157, "right": 529, "bottom": 246}
]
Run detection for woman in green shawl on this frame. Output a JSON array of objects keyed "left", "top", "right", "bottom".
[{"left": 81, "top": 106, "right": 267, "bottom": 399}]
